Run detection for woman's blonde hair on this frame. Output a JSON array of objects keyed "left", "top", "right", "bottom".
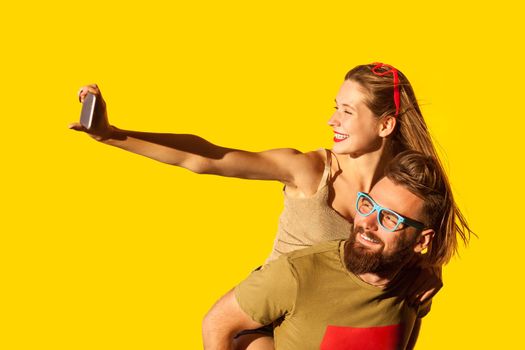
[{"left": 346, "top": 64, "right": 473, "bottom": 266}]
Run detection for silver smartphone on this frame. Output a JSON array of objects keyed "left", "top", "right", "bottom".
[{"left": 80, "top": 93, "right": 97, "bottom": 129}]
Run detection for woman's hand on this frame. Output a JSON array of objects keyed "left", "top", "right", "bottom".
[
  {"left": 69, "top": 84, "right": 116, "bottom": 141},
  {"left": 406, "top": 265, "right": 443, "bottom": 306}
]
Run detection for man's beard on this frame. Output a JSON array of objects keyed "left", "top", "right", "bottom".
[{"left": 345, "top": 226, "right": 417, "bottom": 275}]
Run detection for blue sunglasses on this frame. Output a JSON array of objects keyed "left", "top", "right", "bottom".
[{"left": 355, "top": 192, "right": 425, "bottom": 232}]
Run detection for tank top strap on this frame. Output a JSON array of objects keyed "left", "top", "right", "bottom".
[{"left": 316, "top": 148, "right": 332, "bottom": 192}]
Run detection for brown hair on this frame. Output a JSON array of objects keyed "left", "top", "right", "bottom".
[
  {"left": 385, "top": 150, "right": 470, "bottom": 266},
  {"left": 346, "top": 64, "right": 473, "bottom": 265}
]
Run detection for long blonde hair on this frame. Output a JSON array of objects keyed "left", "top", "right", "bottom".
[{"left": 345, "top": 64, "right": 473, "bottom": 266}]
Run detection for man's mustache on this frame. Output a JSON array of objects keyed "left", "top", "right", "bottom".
[{"left": 353, "top": 225, "right": 384, "bottom": 245}]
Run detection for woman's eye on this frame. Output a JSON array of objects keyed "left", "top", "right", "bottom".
[{"left": 334, "top": 106, "right": 352, "bottom": 115}]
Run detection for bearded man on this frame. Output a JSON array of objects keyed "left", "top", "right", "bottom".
[{"left": 202, "top": 150, "right": 469, "bottom": 350}]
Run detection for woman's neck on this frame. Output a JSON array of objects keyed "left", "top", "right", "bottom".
[{"left": 337, "top": 143, "right": 395, "bottom": 193}]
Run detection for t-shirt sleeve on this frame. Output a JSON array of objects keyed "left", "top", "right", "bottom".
[{"left": 234, "top": 255, "right": 297, "bottom": 326}]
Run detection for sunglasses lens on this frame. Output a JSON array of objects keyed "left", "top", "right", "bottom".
[
  {"left": 379, "top": 209, "right": 400, "bottom": 231},
  {"left": 357, "top": 195, "right": 374, "bottom": 215}
]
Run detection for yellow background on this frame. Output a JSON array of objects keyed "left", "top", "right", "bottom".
[{"left": 1, "top": 1, "right": 522, "bottom": 348}]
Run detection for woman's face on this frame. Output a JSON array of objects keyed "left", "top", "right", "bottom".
[{"left": 328, "top": 80, "right": 383, "bottom": 156}]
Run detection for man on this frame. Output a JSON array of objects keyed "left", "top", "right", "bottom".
[{"left": 202, "top": 150, "right": 469, "bottom": 350}]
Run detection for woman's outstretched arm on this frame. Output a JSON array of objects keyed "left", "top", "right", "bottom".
[{"left": 70, "top": 84, "right": 324, "bottom": 187}]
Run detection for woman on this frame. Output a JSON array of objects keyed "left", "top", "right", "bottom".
[{"left": 70, "top": 63, "right": 471, "bottom": 349}]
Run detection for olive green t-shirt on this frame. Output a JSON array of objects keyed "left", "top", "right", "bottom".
[{"left": 235, "top": 240, "right": 431, "bottom": 350}]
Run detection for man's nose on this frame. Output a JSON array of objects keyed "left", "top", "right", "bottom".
[{"left": 361, "top": 211, "right": 379, "bottom": 231}]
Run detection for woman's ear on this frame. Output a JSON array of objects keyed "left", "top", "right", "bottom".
[{"left": 378, "top": 115, "right": 397, "bottom": 138}]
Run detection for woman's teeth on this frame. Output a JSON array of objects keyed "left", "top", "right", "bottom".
[{"left": 334, "top": 133, "right": 349, "bottom": 141}]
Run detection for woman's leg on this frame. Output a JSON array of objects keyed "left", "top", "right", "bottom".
[
  {"left": 233, "top": 333, "right": 274, "bottom": 350},
  {"left": 203, "top": 288, "right": 275, "bottom": 350}
]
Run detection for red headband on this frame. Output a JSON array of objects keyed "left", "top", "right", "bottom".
[{"left": 371, "top": 62, "right": 400, "bottom": 117}]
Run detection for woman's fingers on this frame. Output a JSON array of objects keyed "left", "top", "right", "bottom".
[
  {"left": 406, "top": 281, "right": 425, "bottom": 306},
  {"left": 78, "top": 84, "right": 102, "bottom": 103},
  {"left": 418, "top": 288, "right": 437, "bottom": 304}
]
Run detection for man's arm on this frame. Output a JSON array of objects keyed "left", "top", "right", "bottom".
[{"left": 202, "top": 289, "right": 264, "bottom": 350}]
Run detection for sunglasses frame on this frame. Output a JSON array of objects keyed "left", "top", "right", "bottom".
[{"left": 355, "top": 192, "right": 426, "bottom": 232}]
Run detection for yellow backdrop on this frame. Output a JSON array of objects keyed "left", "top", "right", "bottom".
[{"left": 1, "top": 1, "right": 522, "bottom": 348}]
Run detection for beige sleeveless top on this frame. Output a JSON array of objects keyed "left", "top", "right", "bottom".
[{"left": 266, "top": 149, "right": 354, "bottom": 262}]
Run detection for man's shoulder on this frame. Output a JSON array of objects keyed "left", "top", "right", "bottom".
[{"left": 283, "top": 240, "right": 343, "bottom": 267}]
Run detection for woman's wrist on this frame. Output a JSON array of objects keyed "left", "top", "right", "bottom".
[{"left": 99, "top": 125, "right": 127, "bottom": 143}]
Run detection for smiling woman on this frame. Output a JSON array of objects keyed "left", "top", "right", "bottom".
[
  {"left": 70, "top": 63, "right": 472, "bottom": 350},
  {"left": 330, "top": 80, "right": 385, "bottom": 157}
]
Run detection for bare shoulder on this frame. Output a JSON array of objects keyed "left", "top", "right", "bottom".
[
  {"left": 289, "top": 149, "right": 326, "bottom": 174},
  {"left": 284, "top": 149, "right": 328, "bottom": 195}
]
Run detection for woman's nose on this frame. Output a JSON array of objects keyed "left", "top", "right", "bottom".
[{"left": 327, "top": 111, "right": 340, "bottom": 127}]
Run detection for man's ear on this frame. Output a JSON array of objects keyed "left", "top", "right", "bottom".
[
  {"left": 378, "top": 115, "right": 397, "bottom": 138},
  {"left": 414, "top": 229, "right": 435, "bottom": 253}
]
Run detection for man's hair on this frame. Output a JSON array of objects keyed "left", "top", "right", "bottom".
[{"left": 384, "top": 150, "right": 473, "bottom": 266}]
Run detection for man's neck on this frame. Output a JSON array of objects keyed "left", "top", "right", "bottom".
[
  {"left": 355, "top": 260, "right": 413, "bottom": 287},
  {"left": 356, "top": 271, "right": 397, "bottom": 287}
]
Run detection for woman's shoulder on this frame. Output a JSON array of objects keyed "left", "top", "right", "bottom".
[
  {"left": 296, "top": 149, "right": 329, "bottom": 174},
  {"left": 303, "top": 148, "right": 330, "bottom": 164},
  {"left": 285, "top": 149, "right": 330, "bottom": 196}
]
